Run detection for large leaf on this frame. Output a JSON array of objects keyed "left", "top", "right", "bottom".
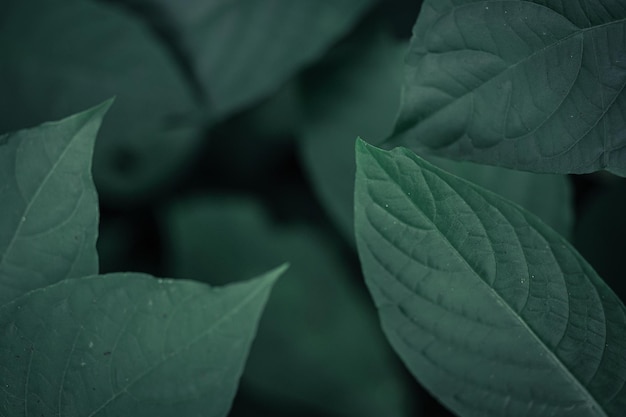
[
  {"left": 300, "top": 33, "right": 572, "bottom": 243},
  {"left": 110, "top": 0, "right": 375, "bottom": 115},
  {"left": 354, "top": 138, "right": 626, "bottom": 416},
  {"left": 0, "top": 269, "right": 283, "bottom": 417},
  {"left": 390, "top": 0, "right": 626, "bottom": 176},
  {"left": 0, "top": 0, "right": 202, "bottom": 202},
  {"left": 0, "top": 102, "right": 110, "bottom": 307},
  {"left": 163, "top": 196, "right": 416, "bottom": 417}
]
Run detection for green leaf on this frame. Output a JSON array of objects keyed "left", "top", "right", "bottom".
[
  {"left": 114, "top": 0, "right": 375, "bottom": 115},
  {"left": 0, "top": 268, "right": 283, "bottom": 417},
  {"left": 390, "top": 0, "right": 626, "bottom": 176},
  {"left": 0, "top": 0, "right": 202, "bottom": 201},
  {"left": 0, "top": 104, "right": 284, "bottom": 416},
  {"left": 299, "top": 33, "right": 573, "bottom": 243},
  {"left": 163, "top": 196, "right": 416, "bottom": 417},
  {"left": 0, "top": 102, "right": 111, "bottom": 307},
  {"left": 354, "top": 138, "right": 626, "bottom": 416}
]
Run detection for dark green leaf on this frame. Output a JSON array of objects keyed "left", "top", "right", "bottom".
[
  {"left": 0, "top": 104, "right": 284, "bottom": 417},
  {"left": 0, "top": 102, "right": 110, "bottom": 306},
  {"left": 115, "top": 0, "right": 375, "bottom": 115},
  {"left": 0, "top": 0, "right": 202, "bottom": 201},
  {"left": 391, "top": 0, "right": 626, "bottom": 176},
  {"left": 0, "top": 269, "right": 283, "bottom": 417},
  {"left": 355, "top": 138, "right": 626, "bottom": 416},
  {"left": 164, "top": 196, "right": 416, "bottom": 417}
]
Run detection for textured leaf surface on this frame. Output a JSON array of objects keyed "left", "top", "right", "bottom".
[
  {"left": 114, "top": 0, "right": 374, "bottom": 115},
  {"left": 0, "top": 103, "right": 110, "bottom": 307},
  {"left": 164, "top": 196, "right": 416, "bottom": 417},
  {"left": 391, "top": 0, "right": 626, "bottom": 175},
  {"left": 0, "top": 269, "right": 283, "bottom": 417},
  {"left": 300, "top": 34, "right": 572, "bottom": 243},
  {"left": 355, "top": 138, "right": 626, "bottom": 416},
  {"left": 430, "top": 156, "right": 573, "bottom": 238},
  {"left": 0, "top": 0, "right": 201, "bottom": 201}
]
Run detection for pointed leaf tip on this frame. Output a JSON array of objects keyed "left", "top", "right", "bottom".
[
  {"left": 260, "top": 263, "right": 289, "bottom": 287},
  {"left": 0, "top": 103, "right": 112, "bottom": 305},
  {"left": 73, "top": 98, "right": 115, "bottom": 127},
  {"left": 94, "top": 96, "right": 115, "bottom": 115},
  {"left": 0, "top": 271, "right": 283, "bottom": 417},
  {"left": 355, "top": 136, "right": 376, "bottom": 158}
]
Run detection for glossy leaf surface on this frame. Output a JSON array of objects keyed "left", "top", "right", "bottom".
[
  {"left": 0, "top": 269, "right": 282, "bottom": 417},
  {"left": 391, "top": 0, "right": 626, "bottom": 176},
  {"left": 355, "top": 138, "right": 626, "bottom": 416},
  {"left": 0, "top": 103, "right": 110, "bottom": 306}
]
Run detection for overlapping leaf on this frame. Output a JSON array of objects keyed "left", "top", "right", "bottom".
[
  {"left": 355, "top": 138, "right": 626, "bottom": 416},
  {"left": 390, "top": 0, "right": 626, "bottom": 176},
  {"left": 300, "top": 33, "right": 572, "bottom": 243},
  {"left": 0, "top": 106, "right": 284, "bottom": 417},
  {"left": 0, "top": 0, "right": 202, "bottom": 201}
]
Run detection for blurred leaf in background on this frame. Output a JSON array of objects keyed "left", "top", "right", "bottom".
[
  {"left": 299, "top": 32, "right": 407, "bottom": 242},
  {"left": 0, "top": 0, "right": 202, "bottom": 203},
  {"left": 106, "top": 0, "right": 377, "bottom": 116},
  {"left": 0, "top": 0, "right": 375, "bottom": 204},
  {"left": 162, "top": 196, "right": 417, "bottom": 417}
]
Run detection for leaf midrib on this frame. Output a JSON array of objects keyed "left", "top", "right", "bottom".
[
  {"left": 0, "top": 121, "right": 90, "bottom": 288},
  {"left": 363, "top": 146, "right": 608, "bottom": 416},
  {"left": 85, "top": 277, "right": 270, "bottom": 417}
]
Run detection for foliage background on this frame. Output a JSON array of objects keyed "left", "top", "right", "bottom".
[{"left": 2, "top": 0, "right": 625, "bottom": 416}]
